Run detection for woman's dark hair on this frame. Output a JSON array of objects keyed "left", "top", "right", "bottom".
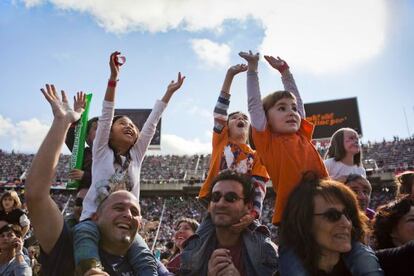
[
  {"left": 373, "top": 195, "right": 413, "bottom": 249},
  {"left": 170, "top": 217, "right": 200, "bottom": 256},
  {"left": 396, "top": 171, "right": 414, "bottom": 196},
  {"left": 325, "top": 128, "right": 362, "bottom": 166},
  {"left": 280, "top": 172, "right": 368, "bottom": 275}
]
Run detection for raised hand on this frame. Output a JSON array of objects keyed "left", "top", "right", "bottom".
[
  {"left": 238, "top": 50, "right": 260, "bottom": 72},
  {"left": 73, "top": 91, "right": 86, "bottom": 113},
  {"left": 109, "top": 51, "right": 122, "bottom": 80},
  {"left": 162, "top": 72, "right": 186, "bottom": 103},
  {"left": 227, "top": 64, "right": 248, "bottom": 76},
  {"left": 264, "top": 55, "right": 289, "bottom": 73},
  {"left": 41, "top": 84, "right": 85, "bottom": 124},
  {"left": 167, "top": 72, "right": 186, "bottom": 94}
]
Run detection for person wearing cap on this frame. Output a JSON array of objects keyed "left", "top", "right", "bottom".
[{"left": 0, "top": 224, "right": 32, "bottom": 276}]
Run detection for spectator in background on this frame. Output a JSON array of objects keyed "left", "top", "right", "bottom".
[
  {"left": 27, "top": 245, "right": 40, "bottom": 274},
  {"left": 65, "top": 116, "right": 98, "bottom": 189},
  {"left": 0, "top": 224, "right": 32, "bottom": 276},
  {"left": 373, "top": 196, "right": 414, "bottom": 275},
  {"left": 324, "top": 128, "right": 366, "bottom": 182},
  {"left": 344, "top": 174, "right": 375, "bottom": 220},
  {"left": 166, "top": 217, "right": 199, "bottom": 273},
  {"left": 373, "top": 195, "right": 414, "bottom": 249},
  {"left": 396, "top": 171, "right": 414, "bottom": 198},
  {"left": 64, "top": 188, "right": 88, "bottom": 229},
  {"left": 0, "top": 191, "right": 30, "bottom": 237}
]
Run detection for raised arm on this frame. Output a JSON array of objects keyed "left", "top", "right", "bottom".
[
  {"left": 25, "top": 86, "right": 85, "bottom": 254},
  {"left": 133, "top": 73, "right": 186, "bottom": 159},
  {"left": 161, "top": 72, "right": 185, "bottom": 104},
  {"left": 93, "top": 52, "right": 124, "bottom": 156},
  {"left": 264, "top": 55, "right": 305, "bottom": 118},
  {"left": 239, "top": 51, "right": 267, "bottom": 131},
  {"left": 214, "top": 64, "right": 247, "bottom": 133},
  {"left": 104, "top": 51, "right": 122, "bottom": 102}
]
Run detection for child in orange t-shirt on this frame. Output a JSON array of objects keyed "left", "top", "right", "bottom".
[
  {"left": 239, "top": 51, "right": 328, "bottom": 224},
  {"left": 199, "top": 63, "right": 269, "bottom": 221}
]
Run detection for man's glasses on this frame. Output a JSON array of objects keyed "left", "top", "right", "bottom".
[
  {"left": 210, "top": 191, "right": 245, "bottom": 203},
  {"left": 314, "top": 208, "right": 351, "bottom": 222}
]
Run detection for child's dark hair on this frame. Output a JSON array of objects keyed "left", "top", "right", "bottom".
[
  {"left": 109, "top": 115, "right": 138, "bottom": 166},
  {"left": 87, "top": 117, "right": 98, "bottom": 135},
  {"left": 0, "top": 224, "right": 23, "bottom": 238},
  {"left": 325, "top": 128, "right": 362, "bottom": 166},
  {"left": 262, "top": 91, "right": 296, "bottom": 118},
  {"left": 227, "top": 111, "right": 251, "bottom": 144}
]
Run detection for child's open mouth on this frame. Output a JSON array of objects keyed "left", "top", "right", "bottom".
[
  {"left": 124, "top": 129, "right": 134, "bottom": 137},
  {"left": 237, "top": 121, "right": 245, "bottom": 128}
]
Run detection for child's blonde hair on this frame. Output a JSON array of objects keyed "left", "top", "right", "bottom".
[
  {"left": 0, "top": 190, "right": 22, "bottom": 210},
  {"left": 262, "top": 91, "right": 296, "bottom": 119}
]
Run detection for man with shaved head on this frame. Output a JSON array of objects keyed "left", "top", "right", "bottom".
[{"left": 25, "top": 85, "right": 156, "bottom": 275}]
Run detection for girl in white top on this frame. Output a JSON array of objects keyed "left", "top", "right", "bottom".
[
  {"left": 324, "top": 127, "right": 366, "bottom": 181},
  {"left": 75, "top": 51, "right": 185, "bottom": 275}
]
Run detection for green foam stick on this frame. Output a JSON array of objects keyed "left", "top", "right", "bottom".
[{"left": 67, "top": 93, "right": 93, "bottom": 190}]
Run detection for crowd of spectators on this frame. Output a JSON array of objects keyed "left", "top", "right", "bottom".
[{"left": 1, "top": 136, "right": 414, "bottom": 187}]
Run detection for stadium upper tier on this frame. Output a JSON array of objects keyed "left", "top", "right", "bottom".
[{"left": 1, "top": 136, "right": 413, "bottom": 185}]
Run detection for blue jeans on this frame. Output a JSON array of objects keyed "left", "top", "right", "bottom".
[
  {"left": 278, "top": 242, "right": 384, "bottom": 276},
  {"left": 73, "top": 220, "right": 157, "bottom": 275}
]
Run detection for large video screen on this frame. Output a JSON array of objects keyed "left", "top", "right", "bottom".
[
  {"left": 115, "top": 109, "right": 161, "bottom": 149},
  {"left": 304, "top": 97, "right": 362, "bottom": 139}
]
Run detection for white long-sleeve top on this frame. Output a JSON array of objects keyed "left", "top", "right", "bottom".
[{"left": 81, "top": 100, "right": 166, "bottom": 220}]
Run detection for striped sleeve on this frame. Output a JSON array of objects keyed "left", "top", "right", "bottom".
[
  {"left": 213, "top": 91, "right": 231, "bottom": 133},
  {"left": 251, "top": 176, "right": 268, "bottom": 219}
]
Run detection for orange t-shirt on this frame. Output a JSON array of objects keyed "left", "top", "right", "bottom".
[
  {"left": 199, "top": 126, "right": 269, "bottom": 199},
  {"left": 252, "top": 119, "right": 328, "bottom": 224}
]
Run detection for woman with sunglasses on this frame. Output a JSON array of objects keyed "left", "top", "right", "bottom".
[
  {"left": 372, "top": 195, "right": 414, "bottom": 275},
  {"left": 279, "top": 172, "right": 382, "bottom": 276}
]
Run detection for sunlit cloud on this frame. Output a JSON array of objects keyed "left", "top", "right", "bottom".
[{"left": 21, "top": 0, "right": 388, "bottom": 73}]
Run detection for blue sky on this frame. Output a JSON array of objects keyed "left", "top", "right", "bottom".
[{"left": 1, "top": 0, "right": 413, "bottom": 155}]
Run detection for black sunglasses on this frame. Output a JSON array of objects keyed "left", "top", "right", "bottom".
[
  {"left": 314, "top": 208, "right": 351, "bottom": 222},
  {"left": 210, "top": 191, "right": 245, "bottom": 203},
  {"left": 75, "top": 197, "right": 84, "bottom": 207}
]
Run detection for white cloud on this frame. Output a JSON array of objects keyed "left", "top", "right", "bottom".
[
  {"left": 22, "top": 0, "right": 387, "bottom": 73},
  {"left": 153, "top": 134, "right": 211, "bottom": 155},
  {"left": 191, "top": 39, "right": 231, "bottom": 68},
  {"left": 0, "top": 116, "right": 14, "bottom": 137},
  {"left": 0, "top": 115, "right": 50, "bottom": 153}
]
